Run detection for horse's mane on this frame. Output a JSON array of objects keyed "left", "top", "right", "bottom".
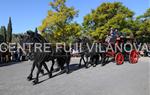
[
  {"left": 27, "top": 31, "right": 48, "bottom": 43},
  {"left": 36, "top": 33, "right": 48, "bottom": 43}
]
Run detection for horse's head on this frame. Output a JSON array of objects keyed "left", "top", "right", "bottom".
[
  {"left": 25, "top": 30, "right": 52, "bottom": 53},
  {"left": 25, "top": 30, "right": 47, "bottom": 43},
  {"left": 25, "top": 31, "right": 37, "bottom": 43}
]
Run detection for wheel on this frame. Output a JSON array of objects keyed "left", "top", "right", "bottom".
[
  {"left": 148, "top": 52, "right": 150, "bottom": 57},
  {"left": 115, "top": 52, "right": 124, "bottom": 65},
  {"left": 129, "top": 50, "right": 139, "bottom": 64}
]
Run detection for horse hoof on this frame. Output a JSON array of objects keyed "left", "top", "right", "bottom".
[
  {"left": 59, "top": 70, "right": 66, "bottom": 74},
  {"left": 85, "top": 66, "right": 89, "bottom": 69},
  {"left": 101, "top": 63, "right": 106, "bottom": 66},
  {"left": 85, "top": 64, "right": 89, "bottom": 68},
  {"left": 41, "top": 69, "right": 44, "bottom": 75},
  {"left": 49, "top": 73, "right": 52, "bottom": 78},
  {"left": 78, "top": 64, "right": 81, "bottom": 68},
  {"left": 32, "top": 79, "right": 38, "bottom": 85},
  {"left": 93, "top": 64, "right": 97, "bottom": 67},
  {"left": 66, "top": 70, "right": 70, "bottom": 74},
  {"left": 53, "top": 68, "right": 60, "bottom": 72},
  {"left": 27, "top": 76, "right": 32, "bottom": 81}
]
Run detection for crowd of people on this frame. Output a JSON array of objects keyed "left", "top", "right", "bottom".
[{"left": 0, "top": 48, "right": 25, "bottom": 64}]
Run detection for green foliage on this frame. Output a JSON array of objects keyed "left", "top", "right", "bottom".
[
  {"left": 0, "top": 27, "right": 4, "bottom": 43},
  {"left": 0, "top": 26, "right": 7, "bottom": 42},
  {"left": 0, "top": 35, "right": 4, "bottom": 43},
  {"left": 0, "top": 17, "right": 13, "bottom": 43},
  {"left": 7, "top": 17, "right": 12, "bottom": 42},
  {"left": 83, "top": 2, "right": 134, "bottom": 40},
  {"left": 136, "top": 8, "right": 150, "bottom": 43},
  {"left": 35, "top": 27, "right": 38, "bottom": 33},
  {"left": 37, "top": 1, "right": 150, "bottom": 43},
  {"left": 38, "top": 0, "right": 81, "bottom": 43}
]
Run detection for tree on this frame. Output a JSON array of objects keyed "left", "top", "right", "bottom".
[
  {"left": 34, "top": 27, "right": 38, "bottom": 38},
  {"left": 0, "top": 35, "right": 4, "bottom": 43},
  {"left": 38, "top": 0, "right": 81, "bottom": 43},
  {"left": 35, "top": 27, "right": 38, "bottom": 34},
  {"left": 0, "top": 26, "right": 7, "bottom": 42},
  {"left": 7, "top": 17, "right": 12, "bottom": 42},
  {"left": 136, "top": 8, "right": 150, "bottom": 43},
  {"left": 83, "top": 2, "right": 134, "bottom": 40},
  {"left": 0, "top": 27, "right": 4, "bottom": 43}
]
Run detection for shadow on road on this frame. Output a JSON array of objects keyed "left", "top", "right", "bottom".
[
  {"left": 29, "top": 58, "right": 129, "bottom": 85},
  {"left": 33, "top": 63, "right": 86, "bottom": 84},
  {"left": 0, "top": 61, "right": 26, "bottom": 67}
]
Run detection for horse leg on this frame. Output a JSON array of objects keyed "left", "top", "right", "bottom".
[
  {"left": 58, "top": 58, "right": 66, "bottom": 74},
  {"left": 101, "top": 56, "right": 106, "bottom": 66},
  {"left": 93, "top": 55, "right": 99, "bottom": 67},
  {"left": 102, "top": 56, "right": 109, "bottom": 66},
  {"left": 90, "top": 55, "right": 94, "bottom": 65},
  {"left": 106, "top": 57, "right": 109, "bottom": 63},
  {"left": 79, "top": 53, "right": 86, "bottom": 67},
  {"left": 101, "top": 53, "right": 106, "bottom": 66},
  {"left": 40, "top": 67, "right": 45, "bottom": 75},
  {"left": 85, "top": 56, "right": 89, "bottom": 68},
  {"left": 60, "top": 61, "right": 65, "bottom": 71},
  {"left": 27, "top": 61, "right": 36, "bottom": 81},
  {"left": 66, "top": 57, "right": 71, "bottom": 74},
  {"left": 49, "top": 59, "right": 55, "bottom": 78},
  {"left": 33, "top": 63, "right": 42, "bottom": 85},
  {"left": 79, "top": 56, "right": 83, "bottom": 67},
  {"left": 42, "top": 62, "right": 50, "bottom": 76},
  {"left": 54, "top": 62, "right": 61, "bottom": 72},
  {"left": 66, "top": 62, "right": 70, "bottom": 74}
]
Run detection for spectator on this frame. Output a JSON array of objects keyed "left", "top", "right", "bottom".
[{"left": 17, "top": 48, "right": 23, "bottom": 61}]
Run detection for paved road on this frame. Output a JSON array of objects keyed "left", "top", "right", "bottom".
[{"left": 0, "top": 57, "right": 149, "bottom": 95}]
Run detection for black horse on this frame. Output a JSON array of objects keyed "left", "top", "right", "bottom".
[
  {"left": 74, "top": 37, "right": 102, "bottom": 68},
  {"left": 25, "top": 31, "right": 71, "bottom": 84}
]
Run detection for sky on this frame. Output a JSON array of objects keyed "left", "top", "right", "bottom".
[{"left": 0, "top": 0, "right": 149, "bottom": 33}]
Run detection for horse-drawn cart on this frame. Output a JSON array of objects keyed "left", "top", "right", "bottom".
[{"left": 102, "top": 36, "right": 139, "bottom": 65}]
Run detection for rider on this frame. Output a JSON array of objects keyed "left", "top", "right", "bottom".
[
  {"left": 112, "top": 28, "right": 119, "bottom": 38},
  {"left": 105, "top": 28, "right": 121, "bottom": 43},
  {"left": 105, "top": 28, "right": 113, "bottom": 43}
]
